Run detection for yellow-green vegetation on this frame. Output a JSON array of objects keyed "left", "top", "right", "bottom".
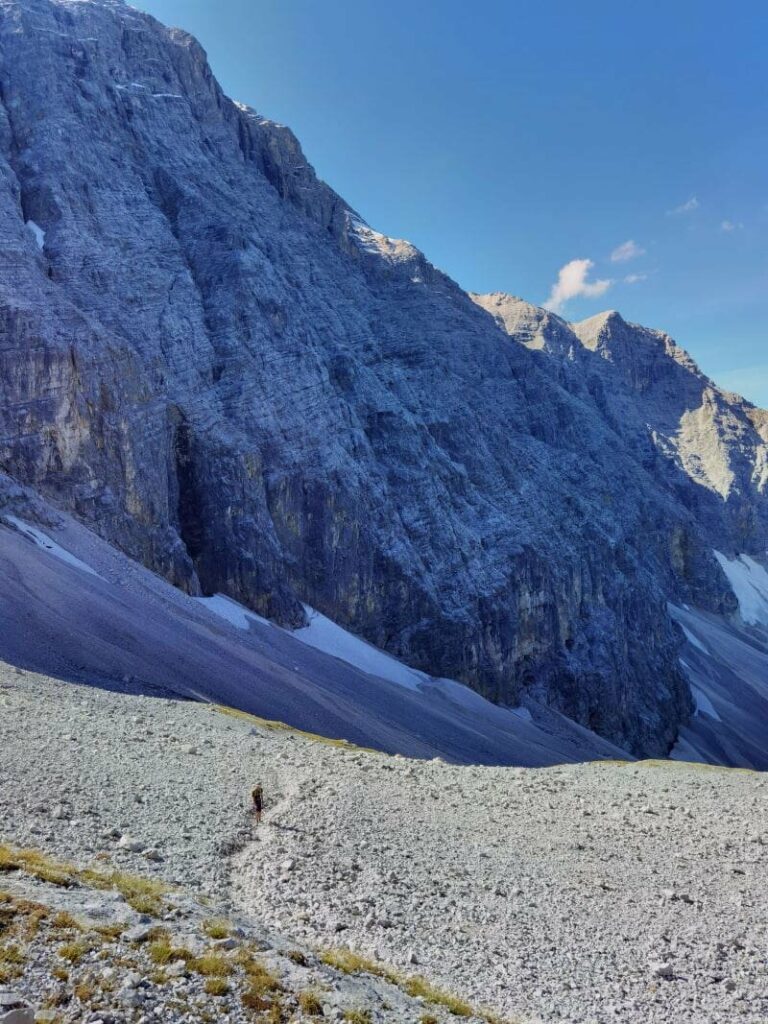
[
  {"left": 52, "top": 910, "right": 82, "bottom": 931},
  {"left": 241, "top": 988, "right": 273, "bottom": 1012},
  {"left": 84, "top": 869, "right": 169, "bottom": 916},
  {"left": 241, "top": 955, "right": 283, "bottom": 993},
  {"left": 204, "top": 977, "right": 230, "bottom": 996},
  {"left": 318, "top": 947, "right": 509, "bottom": 1022},
  {"left": 420, "top": 1016, "right": 439, "bottom": 1024},
  {"left": 42, "top": 990, "right": 69, "bottom": 1009},
  {"left": 403, "top": 976, "right": 472, "bottom": 1017},
  {"left": 596, "top": 757, "right": 757, "bottom": 776},
  {"left": 0, "top": 944, "right": 25, "bottom": 965},
  {"left": 0, "top": 846, "right": 75, "bottom": 887},
  {"left": 202, "top": 918, "right": 231, "bottom": 939},
  {"left": 0, "top": 844, "right": 170, "bottom": 917},
  {"left": 58, "top": 939, "right": 94, "bottom": 964},
  {"left": 298, "top": 990, "right": 324, "bottom": 1015},
  {"left": 343, "top": 1011, "right": 373, "bottom": 1024},
  {"left": 214, "top": 704, "right": 375, "bottom": 753},
  {"left": 73, "top": 980, "right": 96, "bottom": 1001},
  {"left": 145, "top": 934, "right": 195, "bottom": 964},
  {"left": 193, "top": 952, "right": 235, "bottom": 978},
  {"left": 319, "top": 947, "right": 398, "bottom": 984},
  {"left": 148, "top": 939, "right": 175, "bottom": 965}
]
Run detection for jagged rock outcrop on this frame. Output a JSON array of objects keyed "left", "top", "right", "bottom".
[
  {"left": 0, "top": 0, "right": 764, "bottom": 755},
  {"left": 473, "top": 293, "right": 768, "bottom": 558}
]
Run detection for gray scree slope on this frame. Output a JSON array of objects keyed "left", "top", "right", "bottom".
[{"left": 0, "top": 0, "right": 765, "bottom": 757}]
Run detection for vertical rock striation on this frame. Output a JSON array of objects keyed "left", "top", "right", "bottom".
[{"left": 0, "top": 0, "right": 764, "bottom": 756}]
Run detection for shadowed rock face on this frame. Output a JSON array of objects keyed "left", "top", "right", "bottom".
[{"left": 0, "top": 0, "right": 764, "bottom": 757}]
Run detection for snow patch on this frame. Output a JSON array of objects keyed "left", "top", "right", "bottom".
[
  {"left": 292, "top": 605, "right": 423, "bottom": 690},
  {"left": 680, "top": 625, "right": 708, "bottom": 653},
  {"left": 692, "top": 686, "right": 721, "bottom": 721},
  {"left": 5, "top": 516, "right": 102, "bottom": 578},
  {"left": 714, "top": 551, "right": 768, "bottom": 626},
  {"left": 195, "top": 594, "right": 271, "bottom": 631},
  {"left": 26, "top": 220, "right": 45, "bottom": 250}
]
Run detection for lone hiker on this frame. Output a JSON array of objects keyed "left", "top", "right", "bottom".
[{"left": 251, "top": 783, "right": 264, "bottom": 824}]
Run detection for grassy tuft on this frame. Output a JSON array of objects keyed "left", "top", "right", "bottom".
[
  {"left": 57, "top": 939, "right": 94, "bottom": 964},
  {"left": 204, "top": 977, "right": 230, "bottom": 996},
  {"left": 241, "top": 988, "right": 273, "bottom": 1012},
  {"left": 298, "top": 990, "right": 324, "bottom": 1015},
  {"left": 193, "top": 952, "right": 235, "bottom": 977},
  {"left": 202, "top": 918, "right": 231, "bottom": 939},
  {"left": 0, "top": 846, "right": 74, "bottom": 886},
  {"left": 242, "top": 957, "right": 283, "bottom": 993},
  {"left": 403, "top": 976, "right": 473, "bottom": 1017},
  {"left": 52, "top": 910, "right": 82, "bottom": 931}
]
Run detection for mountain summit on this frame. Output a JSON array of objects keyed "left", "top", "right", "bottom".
[{"left": 0, "top": 0, "right": 765, "bottom": 758}]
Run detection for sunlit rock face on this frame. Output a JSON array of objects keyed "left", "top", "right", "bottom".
[{"left": 0, "top": 0, "right": 764, "bottom": 756}]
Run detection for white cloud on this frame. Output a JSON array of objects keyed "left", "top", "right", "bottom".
[
  {"left": 610, "top": 239, "right": 645, "bottom": 263},
  {"left": 543, "top": 259, "right": 612, "bottom": 314},
  {"left": 623, "top": 273, "right": 647, "bottom": 284},
  {"left": 667, "top": 196, "right": 699, "bottom": 215},
  {"left": 721, "top": 219, "right": 743, "bottom": 232}
]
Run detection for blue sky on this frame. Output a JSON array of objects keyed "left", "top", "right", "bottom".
[{"left": 136, "top": 0, "right": 768, "bottom": 407}]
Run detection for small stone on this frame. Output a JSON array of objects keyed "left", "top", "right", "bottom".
[
  {"left": 117, "top": 835, "right": 145, "bottom": 853},
  {"left": 650, "top": 961, "right": 675, "bottom": 980}
]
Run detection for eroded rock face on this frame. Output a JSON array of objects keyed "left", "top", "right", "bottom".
[
  {"left": 473, "top": 294, "right": 768, "bottom": 557},
  {"left": 0, "top": 0, "right": 764, "bottom": 755}
]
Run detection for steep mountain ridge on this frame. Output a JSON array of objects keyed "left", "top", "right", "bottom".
[
  {"left": 0, "top": 0, "right": 764, "bottom": 757},
  {"left": 473, "top": 292, "right": 768, "bottom": 553}
]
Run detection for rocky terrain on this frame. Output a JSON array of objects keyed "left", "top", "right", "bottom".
[
  {"left": 2, "top": 668, "right": 767, "bottom": 1024},
  {"left": 0, "top": 0, "right": 765, "bottom": 761}
]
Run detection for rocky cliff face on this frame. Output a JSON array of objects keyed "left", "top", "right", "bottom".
[
  {"left": 473, "top": 293, "right": 768, "bottom": 558},
  {"left": 0, "top": 0, "right": 764, "bottom": 757}
]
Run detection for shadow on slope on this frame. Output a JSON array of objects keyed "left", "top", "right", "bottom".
[{"left": 0, "top": 485, "right": 627, "bottom": 767}]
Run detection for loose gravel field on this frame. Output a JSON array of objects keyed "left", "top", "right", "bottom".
[{"left": 1, "top": 665, "right": 767, "bottom": 1024}]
